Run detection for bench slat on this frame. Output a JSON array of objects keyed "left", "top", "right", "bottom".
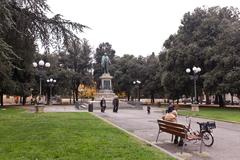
[
  {"left": 159, "top": 123, "right": 186, "bottom": 133},
  {"left": 157, "top": 119, "right": 187, "bottom": 138},
  {"left": 160, "top": 127, "right": 186, "bottom": 138},
  {"left": 158, "top": 119, "right": 185, "bottom": 128}
]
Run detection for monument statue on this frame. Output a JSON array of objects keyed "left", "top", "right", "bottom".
[
  {"left": 101, "top": 53, "right": 111, "bottom": 73},
  {"left": 94, "top": 53, "right": 116, "bottom": 101}
]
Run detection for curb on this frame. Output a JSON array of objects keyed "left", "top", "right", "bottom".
[{"left": 91, "top": 112, "right": 183, "bottom": 160}]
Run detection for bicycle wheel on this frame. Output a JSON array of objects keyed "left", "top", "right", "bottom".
[{"left": 202, "top": 131, "right": 214, "bottom": 147}]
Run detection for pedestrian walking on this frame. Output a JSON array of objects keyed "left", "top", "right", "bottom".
[
  {"left": 100, "top": 98, "right": 106, "bottom": 113},
  {"left": 112, "top": 96, "right": 119, "bottom": 112},
  {"left": 147, "top": 106, "right": 151, "bottom": 114}
]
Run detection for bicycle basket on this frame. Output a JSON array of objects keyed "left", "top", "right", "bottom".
[
  {"left": 199, "top": 121, "right": 216, "bottom": 131},
  {"left": 207, "top": 121, "right": 216, "bottom": 129},
  {"left": 199, "top": 122, "right": 208, "bottom": 131}
]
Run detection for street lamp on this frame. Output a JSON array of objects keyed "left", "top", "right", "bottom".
[
  {"left": 47, "top": 78, "right": 56, "bottom": 105},
  {"left": 33, "top": 60, "right": 50, "bottom": 96},
  {"left": 133, "top": 80, "right": 141, "bottom": 101},
  {"left": 186, "top": 66, "right": 201, "bottom": 104}
]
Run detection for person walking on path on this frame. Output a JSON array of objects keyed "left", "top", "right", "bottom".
[
  {"left": 100, "top": 98, "right": 106, "bottom": 113},
  {"left": 112, "top": 96, "right": 119, "bottom": 112},
  {"left": 147, "top": 106, "right": 151, "bottom": 114}
]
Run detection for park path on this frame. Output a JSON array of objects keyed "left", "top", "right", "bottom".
[
  {"left": 40, "top": 104, "right": 240, "bottom": 160},
  {"left": 95, "top": 106, "right": 240, "bottom": 160}
]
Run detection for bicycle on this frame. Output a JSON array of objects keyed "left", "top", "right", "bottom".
[{"left": 185, "top": 116, "right": 216, "bottom": 147}]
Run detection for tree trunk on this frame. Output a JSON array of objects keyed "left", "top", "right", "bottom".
[
  {"left": 230, "top": 93, "right": 234, "bottom": 105},
  {"left": 47, "top": 88, "right": 50, "bottom": 105},
  {"left": 206, "top": 93, "right": 210, "bottom": 104},
  {"left": 138, "top": 88, "right": 140, "bottom": 102},
  {"left": 214, "top": 95, "right": 218, "bottom": 104},
  {"left": 127, "top": 93, "right": 130, "bottom": 101},
  {"left": 0, "top": 93, "right": 3, "bottom": 107},
  {"left": 151, "top": 93, "right": 155, "bottom": 104},
  {"left": 218, "top": 94, "right": 225, "bottom": 107},
  {"left": 75, "top": 88, "right": 79, "bottom": 101},
  {"left": 22, "top": 96, "right": 26, "bottom": 106},
  {"left": 199, "top": 97, "right": 202, "bottom": 104},
  {"left": 69, "top": 91, "right": 72, "bottom": 104},
  {"left": 72, "top": 90, "right": 75, "bottom": 104}
]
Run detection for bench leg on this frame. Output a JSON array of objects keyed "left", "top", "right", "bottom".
[
  {"left": 200, "top": 137, "right": 203, "bottom": 153},
  {"left": 156, "top": 130, "right": 161, "bottom": 143},
  {"left": 181, "top": 139, "right": 186, "bottom": 154}
]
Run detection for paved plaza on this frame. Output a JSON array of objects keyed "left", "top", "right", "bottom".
[{"left": 42, "top": 104, "right": 240, "bottom": 160}]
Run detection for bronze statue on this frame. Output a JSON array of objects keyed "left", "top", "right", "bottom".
[{"left": 101, "top": 53, "right": 111, "bottom": 73}]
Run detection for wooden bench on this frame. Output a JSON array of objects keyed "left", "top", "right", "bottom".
[{"left": 156, "top": 119, "right": 203, "bottom": 153}]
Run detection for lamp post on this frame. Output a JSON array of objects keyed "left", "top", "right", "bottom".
[
  {"left": 33, "top": 60, "right": 50, "bottom": 96},
  {"left": 133, "top": 80, "right": 141, "bottom": 101},
  {"left": 186, "top": 66, "right": 201, "bottom": 104},
  {"left": 47, "top": 78, "right": 56, "bottom": 105}
]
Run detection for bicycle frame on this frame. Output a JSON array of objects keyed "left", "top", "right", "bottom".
[{"left": 185, "top": 116, "right": 216, "bottom": 147}]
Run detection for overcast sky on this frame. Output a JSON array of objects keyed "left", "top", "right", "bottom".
[{"left": 47, "top": 0, "right": 240, "bottom": 57}]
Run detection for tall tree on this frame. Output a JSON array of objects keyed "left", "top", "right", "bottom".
[
  {"left": 161, "top": 6, "right": 240, "bottom": 106},
  {"left": 0, "top": 0, "right": 87, "bottom": 106},
  {"left": 111, "top": 54, "right": 144, "bottom": 101},
  {"left": 141, "top": 52, "right": 161, "bottom": 103},
  {"left": 66, "top": 38, "right": 92, "bottom": 101}
]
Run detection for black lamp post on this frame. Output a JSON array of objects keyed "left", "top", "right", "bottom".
[
  {"left": 133, "top": 80, "right": 141, "bottom": 102},
  {"left": 186, "top": 66, "right": 201, "bottom": 104},
  {"left": 33, "top": 60, "right": 50, "bottom": 96},
  {"left": 47, "top": 78, "right": 56, "bottom": 105}
]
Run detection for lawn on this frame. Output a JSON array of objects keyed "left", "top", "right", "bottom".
[
  {"left": 178, "top": 107, "right": 240, "bottom": 123},
  {"left": 0, "top": 108, "right": 174, "bottom": 160}
]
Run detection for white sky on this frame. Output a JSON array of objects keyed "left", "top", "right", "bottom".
[{"left": 47, "top": 0, "right": 240, "bottom": 57}]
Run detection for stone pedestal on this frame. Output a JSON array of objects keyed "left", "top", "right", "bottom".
[
  {"left": 100, "top": 73, "right": 113, "bottom": 90},
  {"left": 191, "top": 104, "right": 199, "bottom": 112},
  {"left": 94, "top": 73, "right": 116, "bottom": 101}
]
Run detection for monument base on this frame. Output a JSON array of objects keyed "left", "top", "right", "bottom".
[
  {"left": 94, "top": 90, "right": 116, "bottom": 101},
  {"left": 94, "top": 73, "right": 116, "bottom": 101}
]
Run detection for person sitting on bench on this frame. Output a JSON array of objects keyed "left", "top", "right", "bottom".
[{"left": 162, "top": 105, "right": 183, "bottom": 146}]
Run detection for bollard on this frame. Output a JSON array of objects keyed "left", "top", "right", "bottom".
[{"left": 88, "top": 103, "right": 93, "bottom": 112}]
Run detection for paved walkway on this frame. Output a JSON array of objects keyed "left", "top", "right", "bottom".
[
  {"left": 94, "top": 106, "right": 240, "bottom": 160},
  {"left": 39, "top": 105, "right": 240, "bottom": 160}
]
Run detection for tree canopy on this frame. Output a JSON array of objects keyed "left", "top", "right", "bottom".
[
  {"left": 160, "top": 6, "right": 240, "bottom": 104},
  {"left": 1, "top": 4, "right": 240, "bottom": 107},
  {"left": 0, "top": 0, "right": 87, "bottom": 106}
]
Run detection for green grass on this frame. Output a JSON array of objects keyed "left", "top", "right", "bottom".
[
  {"left": 178, "top": 107, "right": 240, "bottom": 122},
  {"left": 0, "top": 108, "right": 174, "bottom": 160}
]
